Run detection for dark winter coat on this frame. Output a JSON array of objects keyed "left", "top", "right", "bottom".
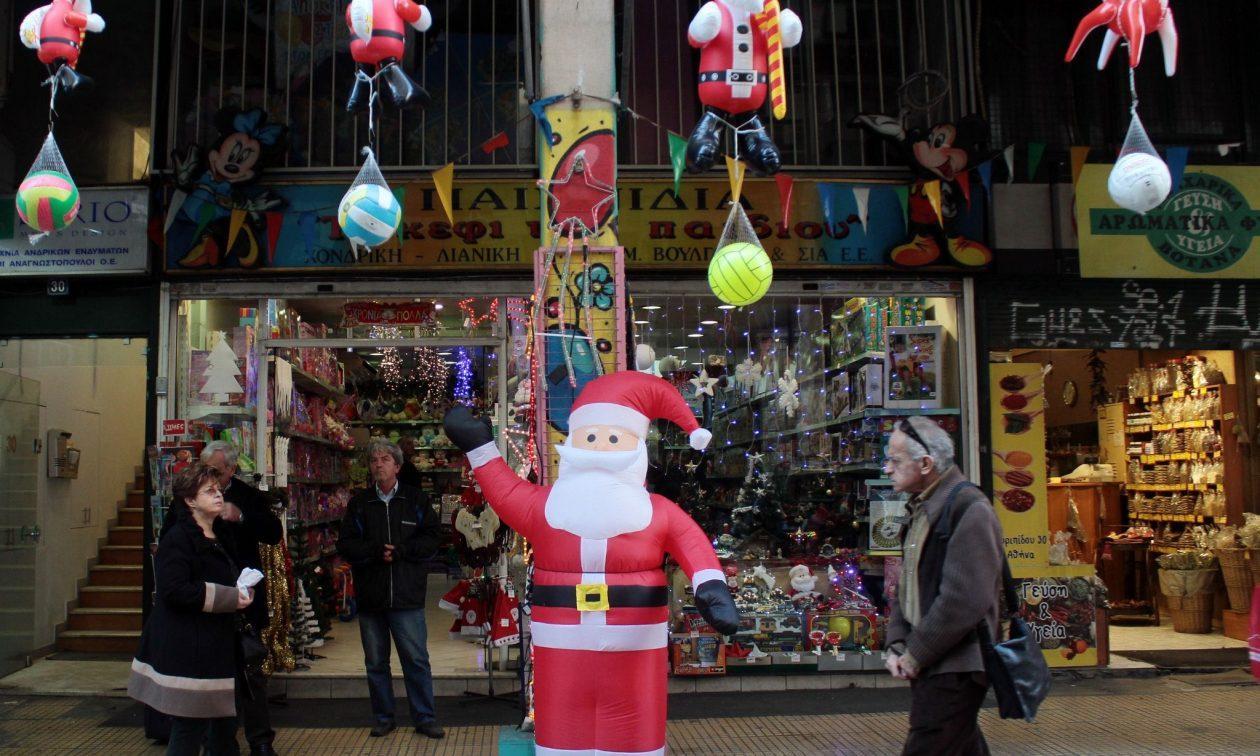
[
  {"left": 160, "top": 477, "right": 282, "bottom": 632},
  {"left": 129, "top": 517, "right": 243, "bottom": 719},
  {"left": 337, "top": 482, "right": 441, "bottom": 612}
]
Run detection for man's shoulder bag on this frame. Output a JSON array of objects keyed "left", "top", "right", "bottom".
[{"left": 939, "top": 482, "right": 1052, "bottom": 723}]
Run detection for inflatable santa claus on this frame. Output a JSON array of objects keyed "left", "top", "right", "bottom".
[
  {"left": 685, "top": 0, "right": 802, "bottom": 176},
  {"left": 344, "top": 0, "right": 431, "bottom": 112},
  {"left": 18, "top": 0, "right": 105, "bottom": 93},
  {"left": 445, "top": 371, "right": 739, "bottom": 756}
]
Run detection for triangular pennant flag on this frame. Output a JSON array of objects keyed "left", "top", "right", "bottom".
[
  {"left": 725, "top": 155, "right": 747, "bottom": 203},
  {"left": 265, "top": 211, "right": 284, "bottom": 264},
  {"left": 1164, "top": 146, "right": 1190, "bottom": 194},
  {"left": 775, "top": 172, "right": 795, "bottom": 228},
  {"left": 956, "top": 171, "right": 972, "bottom": 208},
  {"left": 480, "top": 131, "right": 509, "bottom": 154},
  {"left": 392, "top": 186, "right": 407, "bottom": 244},
  {"left": 924, "top": 180, "right": 944, "bottom": 226},
  {"left": 977, "top": 161, "right": 994, "bottom": 196},
  {"left": 529, "top": 93, "right": 566, "bottom": 148},
  {"left": 893, "top": 185, "right": 910, "bottom": 229},
  {"left": 1003, "top": 145, "right": 1016, "bottom": 183},
  {"left": 164, "top": 189, "right": 188, "bottom": 234},
  {"left": 1027, "top": 142, "right": 1047, "bottom": 181},
  {"left": 1070, "top": 146, "right": 1090, "bottom": 186},
  {"left": 226, "top": 208, "right": 247, "bottom": 252},
  {"left": 668, "top": 131, "right": 688, "bottom": 197},
  {"left": 432, "top": 163, "right": 455, "bottom": 224},
  {"left": 817, "top": 182, "right": 838, "bottom": 230},
  {"left": 852, "top": 186, "right": 870, "bottom": 232},
  {"left": 194, "top": 200, "right": 217, "bottom": 240}
]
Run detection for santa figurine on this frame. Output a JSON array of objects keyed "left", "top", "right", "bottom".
[
  {"left": 788, "top": 563, "right": 820, "bottom": 605},
  {"left": 344, "top": 0, "right": 431, "bottom": 112},
  {"left": 19, "top": 0, "right": 105, "bottom": 93},
  {"left": 685, "top": 0, "right": 802, "bottom": 176},
  {"left": 445, "top": 371, "right": 739, "bottom": 756}
]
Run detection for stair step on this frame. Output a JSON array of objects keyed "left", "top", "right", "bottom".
[
  {"left": 117, "top": 507, "right": 144, "bottom": 527},
  {"left": 80, "top": 586, "right": 143, "bottom": 608},
  {"left": 56, "top": 630, "right": 140, "bottom": 654},
  {"left": 89, "top": 565, "right": 143, "bottom": 587},
  {"left": 108, "top": 526, "right": 144, "bottom": 546},
  {"left": 100, "top": 545, "right": 143, "bottom": 565},
  {"left": 68, "top": 608, "right": 143, "bottom": 631}
]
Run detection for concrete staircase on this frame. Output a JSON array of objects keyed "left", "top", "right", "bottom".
[{"left": 56, "top": 471, "right": 146, "bottom": 654}]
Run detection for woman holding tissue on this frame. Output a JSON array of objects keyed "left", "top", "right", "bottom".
[{"left": 129, "top": 462, "right": 256, "bottom": 755}]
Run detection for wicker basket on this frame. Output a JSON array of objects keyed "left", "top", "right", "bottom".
[
  {"left": 1213, "top": 548, "right": 1253, "bottom": 612},
  {"left": 1165, "top": 593, "right": 1213, "bottom": 634}
]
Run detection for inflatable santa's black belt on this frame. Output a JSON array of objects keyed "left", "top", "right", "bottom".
[
  {"left": 531, "top": 584, "right": 669, "bottom": 610},
  {"left": 698, "top": 70, "right": 768, "bottom": 84}
]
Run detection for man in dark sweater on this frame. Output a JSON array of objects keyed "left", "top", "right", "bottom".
[
  {"left": 202, "top": 441, "right": 284, "bottom": 756},
  {"left": 882, "top": 417, "right": 1003, "bottom": 756}
]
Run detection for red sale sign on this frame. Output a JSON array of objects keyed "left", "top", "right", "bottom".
[{"left": 163, "top": 419, "right": 188, "bottom": 436}]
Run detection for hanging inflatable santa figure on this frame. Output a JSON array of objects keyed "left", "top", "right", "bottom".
[
  {"left": 344, "top": 0, "right": 431, "bottom": 112},
  {"left": 18, "top": 0, "right": 105, "bottom": 93},
  {"left": 445, "top": 371, "right": 739, "bottom": 756},
  {"left": 685, "top": 0, "right": 802, "bottom": 176}
]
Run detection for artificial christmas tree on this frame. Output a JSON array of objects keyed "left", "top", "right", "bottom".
[{"left": 201, "top": 331, "right": 244, "bottom": 403}]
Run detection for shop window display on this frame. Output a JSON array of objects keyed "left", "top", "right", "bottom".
[{"left": 632, "top": 291, "right": 965, "bottom": 672}]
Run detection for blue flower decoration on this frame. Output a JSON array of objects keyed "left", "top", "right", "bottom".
[{"left": 575, "top": 264, "right": 614, "bottom": 310}]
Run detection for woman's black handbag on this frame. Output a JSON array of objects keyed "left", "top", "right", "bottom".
[
  {"left": 238, "top": 617, "right": 268, "bottom": 669},
  {"left": 977, "top": 557, "right": 1052, "bottom": 722}
]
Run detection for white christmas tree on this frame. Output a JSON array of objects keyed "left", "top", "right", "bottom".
[{"left": 201, "top": 331, "right": 243, "bottom": 403}]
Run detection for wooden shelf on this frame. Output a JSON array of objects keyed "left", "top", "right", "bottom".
[
  {"left": 286, "top": 362, "right": 350, "bottom": 402},
  {"left": 1129, "top": 384, "right": 1223, "bottom": 405},
  {"left": 832, "top": 351, "right": 885, "bottom": 371},
  {"left": 832, "top": 407, "right": 961, "bottom": 425},
  {"left": 346, "top": 419, "right": 445, "bottom": 427},
  {"left": 1127, "top": 452, "right": 1221, "bottom": 463},
  {"left": 277, "top": 426, "right": 354, "bottom": 452},
  {"left": 1129, "top": 513, "right": 1218, "bottom": 523}
]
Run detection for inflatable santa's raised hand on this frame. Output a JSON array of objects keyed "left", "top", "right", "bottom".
[
  {"left": 444, "top": 372, "right": 738, "bottom": 755},
  {"left": 685, "top": 0, "right": 802, "bottom": 176},
  {"left": 344, "top": 0, "right": 431, "bottom": 111}
]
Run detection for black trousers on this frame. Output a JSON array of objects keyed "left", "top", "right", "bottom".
[
  {"left": 902, "top": 671, "right": 990, "bottom": 756},
  {"left": 237, "top": 667, "right": 275, "bottom": 748}
]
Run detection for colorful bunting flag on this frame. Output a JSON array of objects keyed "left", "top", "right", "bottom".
[
  {"left": 1164, "top": 146, "right": 1190, "bottom": 194},
  {"left": 893, "top": 185, "right": 909, "bottom": 230},
  {"left": 432, "top": 163, "right": 455, "bottom": 224},
  {"left": 530, "top": 93, "right": 566, "bottom": 148},
  {"left": 1070, "top": 146, "right": 1090, "bottom": 186},
  {"left": 392, "top": 186, "right": 407, "bottom": 244},
  {"left": 977, "top": 161, "right": 993, "bottom": 197},
  {"left": 480, "top": 131, "right": 509, "bottom": 154},
  {"left": 265, "top": 211, "right": 284, "bottom": 264},
  {"left": 1003, "top": 145, "right": 1016, "bottom": 184},
  {"left": 775, "top": 172, "right": 795, "bottom": 228},
  {"left": 1027, "top": 142, "right": 1047, "bottom": 181},
  {"left": 852, "top": 186, "right": 870, "bottom": 232},
  {"left": 226, "top": 208, "right": 246, "bottom": 252},
  {"left": 956, "top": 171, "right": 972, "bottom": 208},
  {"left": 725, "top": 156, "right": 747, "bottom": 203},
  {"left": 924, "top": 180, "right": 943, "bottom": 226},
  {"left": 164, "top": 190, "right": 188, "bottom": 234},
  {"left": 668, "top": 132, "right": 688, "bottom": 197}
]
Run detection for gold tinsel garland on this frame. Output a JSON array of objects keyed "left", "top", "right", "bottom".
[{"left": 258, "top": 542, "right": 295, "bottom": 675}]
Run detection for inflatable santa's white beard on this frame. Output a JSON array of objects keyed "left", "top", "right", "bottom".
[{"left": 547, "top": 440, "right": 653, "bottom": 540}]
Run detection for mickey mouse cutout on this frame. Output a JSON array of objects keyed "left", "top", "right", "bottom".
[
  {"left": 685, "top": 0, "right": 802, "bottom": 176},
  {"left": 19, "top": 0, "right": 105, "bottom": 93},
  {"left": 850, "top": 113, "right": 994, "bottom": 268}
]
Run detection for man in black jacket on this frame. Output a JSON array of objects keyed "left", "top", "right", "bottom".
[
  {"left": 338, "top": 439, "right": 444, "bottom": 740},
  {"left": 202, "top": 440, "right": 284, "bottom": 756}
]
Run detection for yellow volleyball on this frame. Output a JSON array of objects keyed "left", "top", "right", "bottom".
[{"left": 707, "top": 241, "right": 773, "bottom": 306}]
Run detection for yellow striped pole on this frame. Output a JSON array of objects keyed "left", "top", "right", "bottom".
[{"left": 754, "top": 1, "right": 787, "bottom": 120}]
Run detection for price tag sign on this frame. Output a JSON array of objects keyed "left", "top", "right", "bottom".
[{"left": 162, "top": 419, "right": 188, "bottom": 436}]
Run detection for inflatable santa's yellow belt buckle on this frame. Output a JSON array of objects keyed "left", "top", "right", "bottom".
[{"left": 575, "top": 583, "right": 610, "bottom": 612}]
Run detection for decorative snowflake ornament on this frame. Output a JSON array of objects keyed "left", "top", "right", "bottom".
[{"left": 777, "top": 366, "right": 800, "bottom": 417}]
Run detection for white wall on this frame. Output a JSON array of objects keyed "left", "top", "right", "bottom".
[{"left": 0, "top": 338, "right": 146, "bottom": 648}]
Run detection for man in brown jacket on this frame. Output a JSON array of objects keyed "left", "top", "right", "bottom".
[{"left": 883, "top": 417, "right": 1004, "bottom": 756}]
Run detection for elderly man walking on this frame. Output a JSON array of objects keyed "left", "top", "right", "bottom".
[
  {"left": 337, "top": 439, "right": 444, "bottom": 739},
  {"left": 882, "top": 417, "right": 1004, "bottom": 756}
]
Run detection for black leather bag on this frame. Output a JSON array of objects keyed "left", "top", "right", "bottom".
[
  {"left": 238, "top": 617, "right": 267, "bottom": 669},
  {"left": 977, "top": 557, "right": 1051, "bottom": 722}
]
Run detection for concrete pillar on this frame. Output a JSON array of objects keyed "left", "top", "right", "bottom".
[{"left": 538, "top": 0, "right": 616, "bottom": 97}]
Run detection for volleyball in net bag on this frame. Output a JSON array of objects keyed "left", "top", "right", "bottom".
[
  {"left": 338, "top": 147, "right": 402, "bottom": 249},
  {"left": 707, "top": 202, "right": 773, "bottom": 307},
  {"left": 1108, "top": 110, "right": 1171, "bottom": 213},
  {"left": 16, "top": 132, "right": 79, "bottom": 234}
]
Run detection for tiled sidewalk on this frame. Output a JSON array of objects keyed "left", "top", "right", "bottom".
[{"left": 0, "top": 676, "right": 1256, "bottom": 754}]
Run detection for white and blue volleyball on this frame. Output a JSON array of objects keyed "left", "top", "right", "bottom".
[{"left": 338, "top": 184, "right": 402, "bottom": 247}]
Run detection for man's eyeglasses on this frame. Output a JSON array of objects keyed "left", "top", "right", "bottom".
[{"left": 898, "top": 419, "right": 930, "bottom": 458}]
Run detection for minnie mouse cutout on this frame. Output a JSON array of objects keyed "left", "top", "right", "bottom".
[{"left": 850, "top": 113, "right": 994, "bottom": 268}]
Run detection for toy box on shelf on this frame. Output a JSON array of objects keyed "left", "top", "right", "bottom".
[
  {"left": 885, "top": 325, "right": 944, "bottom": 409},
  {"left": 670, "top": 633, "right": 727, "bottom": 676}
]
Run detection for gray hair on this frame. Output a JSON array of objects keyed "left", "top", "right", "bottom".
[
  {"left": 367, "top": 438, "right": 404, "bottom": 466},
  {"left": 200, "top": 440, "right": 240, "bottom": 468},
  {"left": 901, "top": 416, "right": 955, "bottom": 473}
]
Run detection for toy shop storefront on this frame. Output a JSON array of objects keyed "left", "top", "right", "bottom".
[{"left": 156, "top": 173, "right": 988, "bottom": 682}]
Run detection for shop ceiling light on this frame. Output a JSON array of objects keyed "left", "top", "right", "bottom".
[
  {"left": 717, "top": 304, "right": 736, "bottom": 310},
  {"left": 700, "top": 320, "right": 718, "bottom": 325},
  {"left": 687, "top": 333, "right": 704, "bottom": 338},
  {"left": 642, "top": 305, "right": 661, "bottom": 310},
  {"left": 674, "top": 345, "right": 689, "bottom": 350},
  {"left": 633, "top": 320, "right": 650, "bottom": 325},
  {"left": 434, "top": 302, "right": 444, "bottom": 310}
]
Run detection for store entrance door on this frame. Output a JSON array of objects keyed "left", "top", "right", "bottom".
[{"left": 0, "top": 372, "right": 40, "bottom": 677}]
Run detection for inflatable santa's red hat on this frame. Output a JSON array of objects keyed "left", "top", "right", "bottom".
[{"left": 569, "top": 371, "right": 713, "bottom": 450}]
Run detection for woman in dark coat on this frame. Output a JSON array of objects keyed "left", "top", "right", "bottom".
[{"left": 129, "top": 462, "right": 253, "bottom": 755}]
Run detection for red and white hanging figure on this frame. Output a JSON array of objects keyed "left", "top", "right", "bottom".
[
  {"left": 344, "top": 0, "right": 432, "bottom": 112},
  {"left": 445, "top": 372, "right": 739, "bottom": 756},
  {"left": 685, "top": 0, "right": 802, "bottom": 176},
  {"left": 1065, "top": 0, "right": 1178, "bottom": 76},
  {"left": 19, "top": 0, "right": 105, "bottom": 93}
]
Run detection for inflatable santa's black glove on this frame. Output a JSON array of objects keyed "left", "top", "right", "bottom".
[
  {"left": 694, "top": 580, "right": 741, "bottom": 636},
  {"left": 443, "top": 406, "right": 494, "bottom": 452}
]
